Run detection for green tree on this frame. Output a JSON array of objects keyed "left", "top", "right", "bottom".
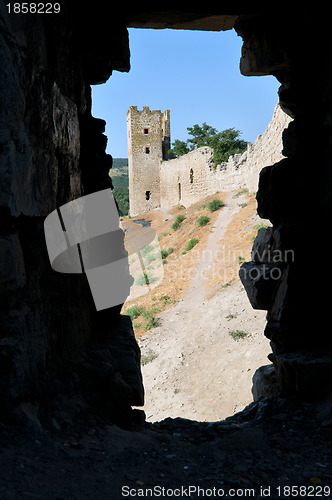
[
  {"left": 113, "top": 186, "right": 129, "bottom": 216},
  {"left": 112, "top": 158, "right": 128, "bottom": 169},
  {"left": 186, "top": 123, "right": 218, "bottom": 150},
  {"left": 209, "top": 128, "right": 248, "bottom": 164},
  {"left": 168, "top": 139, "right": 189, "bottom": 158},
  {"left": 169, "top": 122, "right": 247, "bottom": 165}
]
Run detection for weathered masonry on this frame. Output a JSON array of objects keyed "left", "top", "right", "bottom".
[
  {"left": 127, "top": 106, "right": 170, "bottom": 215},
  {"left": 128, "top": 104, "right": 291, "bottom": 216}
]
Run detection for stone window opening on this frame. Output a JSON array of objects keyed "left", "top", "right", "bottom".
[{"left": 92, "top": 24, "right": 299, "bottom": 427}]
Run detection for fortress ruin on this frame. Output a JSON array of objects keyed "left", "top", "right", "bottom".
[
  {"left": 4, "top": 5, "right": 332, "bottom": 439},
  {"left": 127, "top": 104, "right": 292, "bottom": 216}
]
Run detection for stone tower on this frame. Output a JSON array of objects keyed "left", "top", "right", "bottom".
[{"left": 127, "top": 106, "right": 170, "bottom": 216}]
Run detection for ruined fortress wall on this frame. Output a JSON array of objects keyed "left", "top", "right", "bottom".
[
  {"left": 244, "top": 103, "right": 292, "bottom": 192},
  {"left": 208, "top": 152, "right": 249, "bottom": 194},
  {"left": 160, "top": 147, "right": 214, "bottom": 209},
  {"left": 128, "top": 104, "right": 292, "bottom": 214},
  {"left": 159, "top": 105, "right": 292, "bottom": 211},
  {"left": 212, "top": 104, "right": 292, "bottom": 193}
]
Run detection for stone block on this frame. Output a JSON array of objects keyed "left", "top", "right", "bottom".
[
  {"left": 269, "top": 351, "right": 332, "bottom": 400},
  {"left": 251, "top": 227, "right": 274, "bottom": 263},
  {"left": 252, "top": 364, "right": 280, "bottom": 401},
  {"left": 239, "top": 261, "right": 282, "bottom": 310}
]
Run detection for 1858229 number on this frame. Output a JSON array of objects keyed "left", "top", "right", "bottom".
[
  {"left": 6, "top": 3, "right": 60, "bottom": 13},
  {"left": 276, "top": 485, "right": 331, "bottom": 497}
]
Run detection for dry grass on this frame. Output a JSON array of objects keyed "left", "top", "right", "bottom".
[{"left": 121, "top": 191, "right": 265, "bottom": 336}]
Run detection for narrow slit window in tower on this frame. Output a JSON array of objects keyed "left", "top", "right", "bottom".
[
  {"left": 145, "top": 146, "right": 150, "bottom": 154},
  {"left": 190, "top": 168, "right": 194, "bottom": 184},
  {"left": 145, "top": 190, "right": 150, "bottom": 201}
]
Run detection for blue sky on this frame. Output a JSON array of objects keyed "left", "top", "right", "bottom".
[{"left": 92, "top": 28, "right": 280, "bottom": 158}]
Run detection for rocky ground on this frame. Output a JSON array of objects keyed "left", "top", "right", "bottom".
[{"left": 0, "top": 398, "right": 332, "bottom": 499}]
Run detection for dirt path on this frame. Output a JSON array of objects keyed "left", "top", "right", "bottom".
[
  {"left": 186, "top": 191, "right": 240, "bottom": 300},
  {"left": 138, "top": 193, "right": 270, "bottom": 422}
]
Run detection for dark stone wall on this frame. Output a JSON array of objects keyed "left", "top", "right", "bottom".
[
  {"left": 0, "top": 2, "right": 143, "bottom": 429},
  {"left": 236, "top": 13, "right": 332, "bottom": 401}
]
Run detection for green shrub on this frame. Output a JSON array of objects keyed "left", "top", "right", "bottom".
[
  {"left": 237, "top": 256, "right": 245, "bottom": 265},
  {"left": 197, "top": 215, "right": 210, "bottom": 227},
  {"left": 208, "top": 199, "right": 225, "bottom": 212},
  {"left": 125, "top": 305, "right": 145, "bottom": 320},
  {"left": 182, "top": 238, "right": 199, "bottom": 254},
  {"left": 233, "top": 188, "right": 249, "bottom": 198},
  {"left": 172, "top": 214, "right": 185, "bottom": 230},
  {"left": 229, "top": 329, "right": 249, "bottom": 341},
  {"left": 159, "top": 293, "right": 174, "bottom": 305},
  {"left": 160, "top": 249, "right": 168, "bottom": 260},
  {"left": 225, "top": 313, "right": 238, "bottom": 320},
  {"left": 141, "top": 348, "right": 158, "bottom": 365},
  {"left": 141, "top": 307, "right": 161, "bottom": 331},
  {"left": 161, "top": 247, "right": 174, "bottom": 259},
  {"left": 176, "top": 214, "right": 185, "bottom": 223},
  {"left": 141, "top": 306, "right": 159, "bottom": 319},
  {"left": 143, "top": 316, "right": 161, "bottom": 331},
  {"left": 254, "top": 223, "right": 270, "bottom": 230}
]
